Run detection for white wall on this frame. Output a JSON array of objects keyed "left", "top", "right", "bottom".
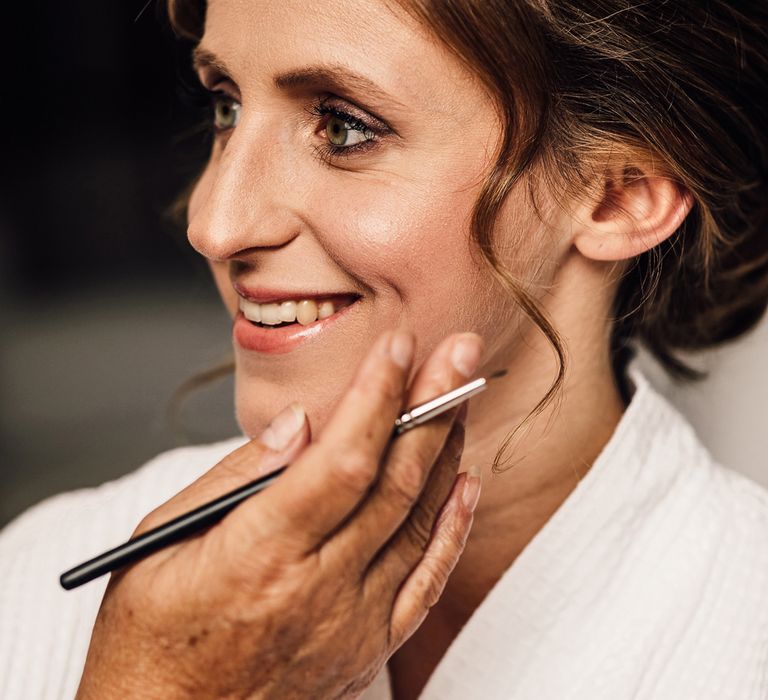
[{"left": 634, "top": 314, "right": 768, "bottom": 488}]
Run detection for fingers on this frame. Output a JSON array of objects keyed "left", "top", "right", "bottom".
[
  {"left": 361, "top": 413, "right": 466, "bottom": 581},
  {"left": 133, "top": 412, "right": 311, "bottom": 538},
  {"left": 227, "top": 328, "right": 414, "bottom": 553},
  {"left": 386, "top": 468, "right": 480, "bottom": 650},
  {"left": 320, "top": 332, "right": 482, "bottom": 573}
]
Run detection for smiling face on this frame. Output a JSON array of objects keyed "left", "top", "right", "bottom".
[{"left": 186, "top": 0, "right": 567, "bottom": 438}]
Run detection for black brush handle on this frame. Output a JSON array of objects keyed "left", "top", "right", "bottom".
[
  {"left": 59, "top": 369, "right": 505, "bottom": 590},
  {"left": 59, "top": 466, "right": 287, "bottom": 590}
]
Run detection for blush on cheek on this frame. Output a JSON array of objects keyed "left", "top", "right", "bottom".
[
  {"left": 321, "top": 185, "right": 477, "bottom": 289},
  {"left": 337, "top": 207, "right": 418, "bottom": 274}
]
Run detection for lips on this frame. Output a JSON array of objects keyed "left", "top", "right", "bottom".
[
  {"left": 233, "top": 294, "right": 363, "bottom": 354},
  {"left": 232, "top": 282, "right": 360, "bottom": 305}
]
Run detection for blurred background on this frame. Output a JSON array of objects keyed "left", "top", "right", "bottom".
[
  {"left": 1, "top": 1, "right": 766, "bottom": 528},
  {"left": 0, "top": 1, "right": 239, "bottom": 527}
]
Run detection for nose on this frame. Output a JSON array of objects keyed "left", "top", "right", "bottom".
[{"left": 186, "top": 121, "right": 299, "bottom": 261}]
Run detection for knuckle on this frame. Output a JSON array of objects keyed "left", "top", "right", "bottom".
[
  {"left": 383, "top": 454, "right": 426, "bottom": 510},
  {"left": 438, "top": 508, "right": 470, "bottom": 550},
  {"left": 224, "top": 541, "right": 292, "bottom": 594},
  {"left": 330, "top": 447, "right": 378, "bottom": 494},
  {"left": 413, "top": 566, "right": 446, "bottom": 610},
  {"left": 403, "top": 501, "right": 435, "bottom": 552}
]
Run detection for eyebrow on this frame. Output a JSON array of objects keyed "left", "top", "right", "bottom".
[{"left": 191, "top": 46, "right": 406, "bottom": 110}]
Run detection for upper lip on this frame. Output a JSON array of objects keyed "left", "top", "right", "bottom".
[{"left": 233, "top": 282, "right": 361, "bottom": 305}]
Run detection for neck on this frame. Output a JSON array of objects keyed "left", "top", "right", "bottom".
[{"left": 443, "top": 255, "right": 629, "bottom": 617}]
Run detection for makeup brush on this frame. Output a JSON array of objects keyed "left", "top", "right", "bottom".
[{"left": 59, "top": 369, "right": 507, "bottom": 590}]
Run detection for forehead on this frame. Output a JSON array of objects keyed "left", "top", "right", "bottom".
[{"left": 200, "top": 0, "right": 485, "bottom": 115}]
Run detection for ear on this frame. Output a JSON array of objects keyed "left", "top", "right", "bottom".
[{"left": 571, "top": 164, "right": 694, "bottom": 261}]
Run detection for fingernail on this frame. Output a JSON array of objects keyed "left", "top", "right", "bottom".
[
  {"left": 462, "top": 464, "right": 482, "bottom": 512},
  {"left": 450, "top": 334, "right": 483, "bottom": 378},
  {"left": 259, "top": 402, "right": 305, "bottom": 451},
  {"left": 389, "top": 330, "right": 414, "bottom": 369}
]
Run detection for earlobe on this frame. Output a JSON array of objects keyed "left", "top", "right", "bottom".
[{"left": 572, "top": 165, "right": 694, "bottom": 262}]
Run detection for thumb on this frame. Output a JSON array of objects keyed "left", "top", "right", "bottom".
[
  {"left": 200, "top": 402, "right": 311, "bottom": 486},
  {"left": 252, "top": 402, "right": 312, "bottom": 474},
  {"left": 258, "top": 402, "right": 308, "bottom": 451},
  {"left": 135, "top": 405, "right": 311, "bottom": 534}
]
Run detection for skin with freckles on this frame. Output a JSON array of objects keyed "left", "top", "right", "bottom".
[
  {"left": 185, "top": 0, "right": 693, "bottom": 696},
  {"left": 187, "top": 0, "right": 538, "bottom": 433}
]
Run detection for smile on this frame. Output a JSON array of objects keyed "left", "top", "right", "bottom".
[
  {"left": 239, "top": 295, "right": 358, "bottom": 327},
  {"left": 233, "top": 292, "right": 362, "bottom": 354}
]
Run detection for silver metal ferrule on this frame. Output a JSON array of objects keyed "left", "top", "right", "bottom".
[{"left": 392, "top": 377, "right": 487, "bottom": 436}]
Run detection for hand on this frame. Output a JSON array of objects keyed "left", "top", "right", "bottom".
[{"left": 75, "top": 328, "right": 484, "bottom": 700}]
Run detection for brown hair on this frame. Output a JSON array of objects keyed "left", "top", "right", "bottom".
[{"left": 162, "top": 0, "right": 768, "bottom": 472}]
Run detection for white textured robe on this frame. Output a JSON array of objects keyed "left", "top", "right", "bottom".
[{"left": 2, "top": 364, "right": 767, "bottom": 699}]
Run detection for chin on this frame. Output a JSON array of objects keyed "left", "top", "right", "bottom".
[
  {"left": 233, "top": 364, "right": 345, "bottom": 442},
  {"left": 229, "top": 296, "right": 396, "bottom": 440}
]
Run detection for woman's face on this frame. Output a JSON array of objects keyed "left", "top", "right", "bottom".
[{"left": 187, "top": 0, "right": 565, "bottom": 438}]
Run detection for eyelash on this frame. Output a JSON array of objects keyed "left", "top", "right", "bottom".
[
  {"left": 178, "top": 77, "right": 381, "bottom": 166},
  {"left": 306, "top": 102, "right": 379, "bottom": 164}
]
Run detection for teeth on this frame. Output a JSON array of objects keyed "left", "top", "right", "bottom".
[
  {"left": 239, "top": 298, "right": 261, "bottom": 323},
  {"left": 260, "top": 303, "right": 283, "bottom": 325},
  {"left": 279, "top": 301, "right": 297, "bottom": 322},
  {"left": 296, "top": 300, "right": 318, "bottom": 325},
  {"left": 238, "top": 296, "right": 351, "bottom": 326},
  {"left": 318, "top": 301, "right": 334, "bottom": 319}
]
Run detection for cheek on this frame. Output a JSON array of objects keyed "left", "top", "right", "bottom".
[
  {"left": 232, "top": 179, "right": 501, "bottom": 441},
  {"left": 307, "top": 174, "right": 518, "bottom": 346},
  {"left": 307, "top": 175, "right": 489, "bottom": 304},
  {"left": 227, "top": 146, "right": 548, "bottom": 438}
]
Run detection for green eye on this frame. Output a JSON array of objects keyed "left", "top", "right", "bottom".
[
  {"left": 213, "top": 95, "right": 240, "bottom": 131},
  {"left": 325, "top": 115, "right": 372, "bottom": 147},
  {"left": 204, "top": 94, "right": 380, "bottom": 162}
]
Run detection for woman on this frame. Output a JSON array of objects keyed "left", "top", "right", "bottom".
[{"left": 2, "top": 0, "right": 767, "bottom": 698}]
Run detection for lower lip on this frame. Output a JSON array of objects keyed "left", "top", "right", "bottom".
[{"left": 233, "top": 300, "right": 361, "bottom": 354}]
